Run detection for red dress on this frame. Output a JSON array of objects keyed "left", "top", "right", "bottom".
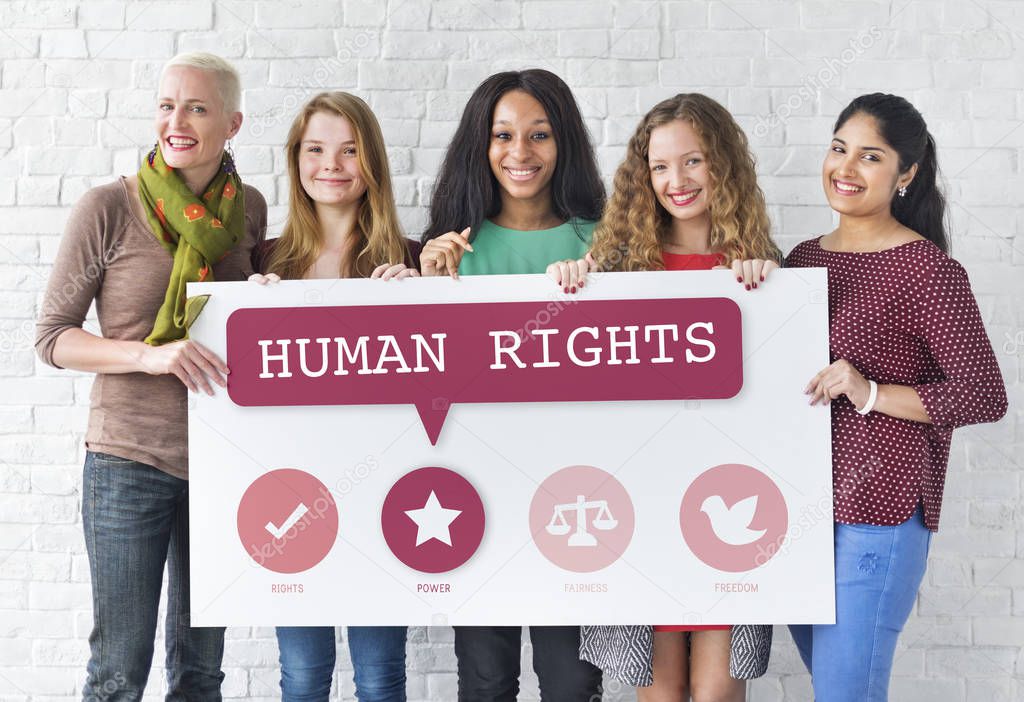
[
  {"left": 661, "top": 250, "right": 724, "bottom": 271},
  {"left": 655, "top": 249, "right": 731, "bottom": 633}
]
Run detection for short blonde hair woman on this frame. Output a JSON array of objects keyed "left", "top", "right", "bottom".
[{"left": 36, "top": 51, "right": 266, "bottom": 698}]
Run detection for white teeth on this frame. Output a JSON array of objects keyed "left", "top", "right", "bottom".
[
  {"left": 669, "top": 190, "right": 699, "bottom": 203},
  {"left": 169, "top": 137, "right": 197, "bottom": 146},
  {"left": 834, "top": 180, "right": 863, "bottom": 193},
  {"left": 506, "top": 167, "right": 538, "bottom": 176}
]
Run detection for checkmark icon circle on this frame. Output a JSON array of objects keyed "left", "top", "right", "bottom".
[{"left": 237, "top": 469, "right": 339, "bottom": 574}]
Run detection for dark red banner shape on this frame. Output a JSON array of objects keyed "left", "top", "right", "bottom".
[{"left": 226, "top": 298, "right": 742, "bottom": 445}]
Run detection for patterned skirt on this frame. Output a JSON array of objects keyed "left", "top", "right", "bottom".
[{"left": 578, "top": 624, "right": 773, "bottom": 686}]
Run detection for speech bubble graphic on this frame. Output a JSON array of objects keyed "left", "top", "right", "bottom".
[{"left": 226, "top": 297, "right": 742, "bottom": 445}]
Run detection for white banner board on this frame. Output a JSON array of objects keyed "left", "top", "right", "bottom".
[{"left": 188, "top": 270, "right": 834, "bottom": 627}]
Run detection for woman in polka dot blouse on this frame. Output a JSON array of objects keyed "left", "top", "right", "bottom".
[{"left": 777, "top": 94, "right": 1008, "bottom": 701}]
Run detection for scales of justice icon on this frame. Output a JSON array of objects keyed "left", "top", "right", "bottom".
[{"left": 545, "top": 495, "right": 619, "bottom": 547}]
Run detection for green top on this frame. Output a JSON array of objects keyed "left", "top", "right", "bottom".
[{"left": 457, "top": 218, "right": 595, "bottom": 276}]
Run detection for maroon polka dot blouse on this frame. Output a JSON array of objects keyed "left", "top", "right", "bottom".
[{"left": 786, "top": 237, "right": 1008, "bottom": 531}]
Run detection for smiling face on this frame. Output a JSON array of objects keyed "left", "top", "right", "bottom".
[
  {"left": 487, "top": 90, "right": 558, "bottom": 205},
  {"left": 297, "top": 111, "right": 368, "bottom": 209},
  {"left": 155, "top": 65, "right": 240, "bottom": 174},
  {"left": 648, "top": 119, "right": 711, "bottom": 225},
  {"left": 823, "top": 111, "right": 916, "bottom": 217}
]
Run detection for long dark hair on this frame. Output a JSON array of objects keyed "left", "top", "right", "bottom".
[
  {"left": 422, "top": 69, "right": 605, "bottom": 243},
  {"left": 834, "top": 93, "right": 948, "bottom": 253}
]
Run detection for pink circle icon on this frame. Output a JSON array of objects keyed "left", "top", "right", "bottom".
[
  {"left": 237, "top": 468, "right": 339, "bottom": 574},
  {"left": 529, "top": 465, "right": 635, "bottom": 573},
  {"left": 381, "top": 467, "right": 485, "bottom": 573},
  {"left": 680, "top": 463, "right": 788, "bottom": 572}
]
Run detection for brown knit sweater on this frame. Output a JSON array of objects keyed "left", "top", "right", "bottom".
[{"left": 35, "top": 176, "right": 267, "bottom": 479}]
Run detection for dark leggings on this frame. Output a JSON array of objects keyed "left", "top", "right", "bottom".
[{"left": 454, "top": 626, "right": 602, "bottom": 701}]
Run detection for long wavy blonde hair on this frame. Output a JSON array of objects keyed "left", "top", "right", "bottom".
[
  {"left": 591, "top": 93, "right": 780, "bottom": 271},
  {"left": 266, "top": 92, "right": 407, "bottom": 279}
]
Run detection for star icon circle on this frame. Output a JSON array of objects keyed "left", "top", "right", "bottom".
[
  {"left": 382, "top": 467, "right": 485, "bottom": 573},
  {"left": 405, "top": 490, "right": 462, "bottom": 547}
]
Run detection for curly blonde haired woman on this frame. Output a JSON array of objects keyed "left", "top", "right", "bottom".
[
  {"left": 560, "top": 94, "right": 778, "bottom": 702},
  {"left": 551, "top": 92, "right": 779, "bottom": 288}
]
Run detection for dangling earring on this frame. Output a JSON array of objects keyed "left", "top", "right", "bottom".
[
  {"left": 147, "top": 142, "right": 158, "bottom": 167},
  {"left": 898, "top": 185, "right": 908, "bottom": 197},
  {"left": 223, "top": 140, "right": 236, "bottom": 175}
]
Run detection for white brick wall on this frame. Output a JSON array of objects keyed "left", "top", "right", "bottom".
[{"left": 0, "top": 1, "right": 1021, "bottom": 700}]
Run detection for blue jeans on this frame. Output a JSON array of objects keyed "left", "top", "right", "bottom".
[
  {"left": 81, "top": 451, "right": 225, "bottom": 701},
  {"left": 275, "top": 626, "right": 407, "bottom": 701},
  {"left": 789, "top": 507, "right": 932, "bottom": 701}
]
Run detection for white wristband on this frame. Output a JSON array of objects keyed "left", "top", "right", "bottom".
[{"left": 857, "top": 380, "right": 878, "bottom": 415}]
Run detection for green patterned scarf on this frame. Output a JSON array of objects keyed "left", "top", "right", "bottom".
[{"left": 138, "top": 145, "right": 245, "bottom": 345}]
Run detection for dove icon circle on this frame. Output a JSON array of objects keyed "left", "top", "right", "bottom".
[
  {"left": 680, "top": 464, "right": 788, "bottom": 572},
  {"left": 699, "top": 495, "right": 767, "bottom": 545}
]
